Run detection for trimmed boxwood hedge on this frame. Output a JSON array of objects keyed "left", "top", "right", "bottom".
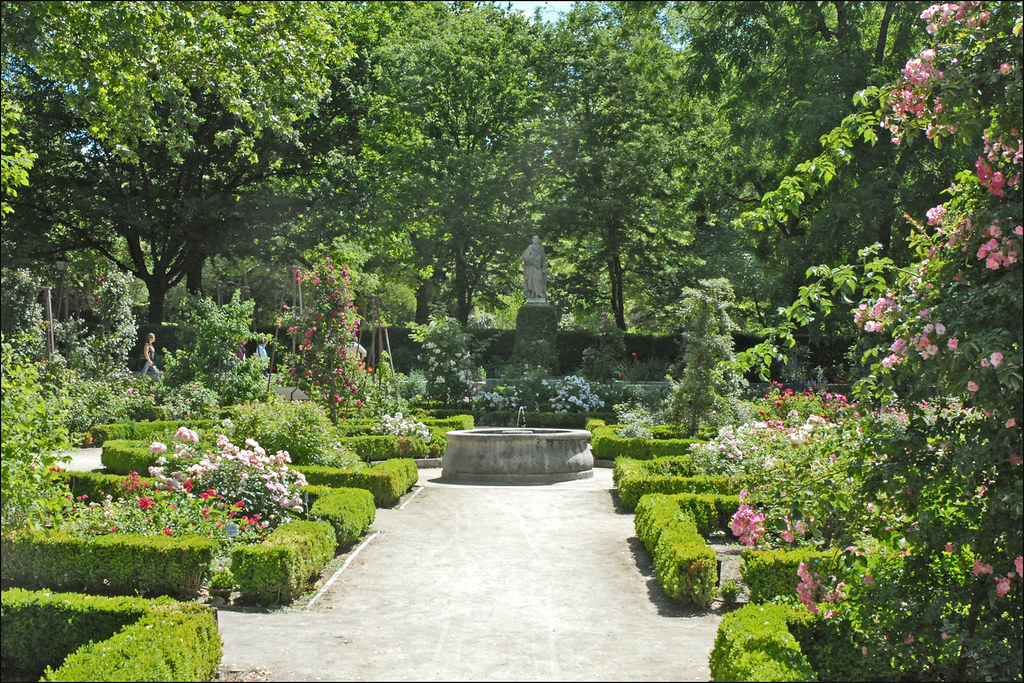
[
  {"left": 634, "top": 493, "right": 718, "bottom": 607},
  {"left": 295, "top": 459, "right": 418, "bottom": 508},
  {"left": 614, "top": 456, "right": 744, "bottom": 510},
  {"left": 1, "top": 588, "right": 220, "bottom": 682},
  {"left": 231, "top": 519, "right": 337, "bottom": 605},
  {"left": 309, "top": 487, "right": 376, "bottom": 545},
  {"left": 709, "top": 602, "right": 818, "bottom": 682},
  {"left": 1, "top": 529, "right": 215, "bottom": 599},
  {"left": 740, "top": 547, "right": 844, "bottom": 604},
  {"left": 341, "top": 434, "right": 431, "bottom": 461},
  {"left": 100, "top": 439, "right": 160, "bottom": 475},
  {"left": 55, "top": 470, "right": 156, "bottom": 502},
  {"left": 591, "top": 425, "right": 704, "bottom": 461},
  {"left": 91, "top": 419, "right": 220, "bottom": 446},
  {"left": 473, "top": 410, "right": 617, "bottom": 429}
]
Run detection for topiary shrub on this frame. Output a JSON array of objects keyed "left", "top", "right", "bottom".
[
  {"left": 309, "top": 487, "right": 375, "bottom": 545},
  {"left": 231, "top": 519, "right": 337, "bottom": 605},
  {"left": 709, "top": 602, "right": 818, "bottom": 682}
]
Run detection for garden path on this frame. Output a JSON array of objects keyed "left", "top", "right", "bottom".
[
  {"left": 62, "top": 453, "right": 730, "bottom": 681},
  {"left": 217, "top": 467, "right": 726, "bottom": 682}
]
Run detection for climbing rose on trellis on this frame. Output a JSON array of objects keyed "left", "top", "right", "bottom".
[{"left": 284, "top": 259, "right": 365, "bottom": 424}]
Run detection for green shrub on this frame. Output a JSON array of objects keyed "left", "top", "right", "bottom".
[
  {"left": 295, "top": 459, "right": 418, "bottom": 507},
  {"left": 473, "top": 410, "right": 616, "bottom": 428},
  {"left": 585, "top": 418, "right": 607, "bottom": 431},
  {"left": 591, "top": 425, "right": 704, "bottom": 461},
  {"left": 342, "top": 434, "right": 429, "bottom": 461},
  {"left": 1, "top": 588, "right": 219, "bottom": 683},
  {"left": 422, "top": 414, "right": 475, "bottom": 431},
  {"left": 653, "top": 523, "right": 718, "bottom": 607},
  {"left": 309, "top": 488, "right": 376, "bottom": 545},
  {"left": 227, "top": 399, "right": 355, "bottom": 467},
  {"left": 231, "top": 519, "right": 336, "bottom": 605},
  {"left": 634, "top": 493, "right": 718, "bottom": 607},
  {"left": 101, "top": 439, "right": 159, "bottom": 475},
  {"left": 92, "top": 419, "right": 220, "bottom": 447},
  {"left": 45, "top": 603, "right": 220, "bottom": 682},
  {"left": 741, "top": 548, "right": 843, "bottom": 603},
  {"left": 1, "top": 337, "right": 71, "bottom": 529},
  {"left": 1, "top": 529, "right": 215, "bottom": 599},
  {"left": 709, "top": 603, "right": 818, "bottom": 682},
  {"left": 614, "top": 456, "right": 743, "bottom": 510},
  {"left": 1, "top": 587, "right": 151, "bottom": 678}
]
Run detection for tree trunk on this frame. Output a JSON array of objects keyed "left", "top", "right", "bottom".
[
  {"left": 145, "top": 275, "right": 168, "bottom": 324},
  {"left": 415, "top": 281, "right": 432, "bottom": 325},
  {"left": 608, "top": 252, "right": 626, "bottom": 330},
  {"left": 454, "top": 251, "right": 472, "bottom": 326},
  {"left": 185, "top": 249, "right": 205, "bottom": 295}
]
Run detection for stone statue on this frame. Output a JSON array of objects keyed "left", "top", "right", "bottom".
[{"left": 522, "top": 235, "right": 547, "bottom": 303}]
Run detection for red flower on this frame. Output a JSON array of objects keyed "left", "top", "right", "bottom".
[
  {"left": 138, "top": 497, "right": 154, "bottom": 510},
  {"left": 162, "top": 526, "right": 173, "bottom": 536},
  {"left": 234, "top": 500, "right": 245, "bottom": 508}
]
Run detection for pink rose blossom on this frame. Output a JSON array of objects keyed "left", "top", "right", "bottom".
[
  {"left": 947, "top": 338, "right": 959, "bottom": 350},
  {"left": 990, "top": 352, "right": 1003, "bottom": 367},
  {"left": 967, "top": 381, "right": 979, "bottom": 393},
  {"left": 996, "top": 577, "right": 1011, "bottom": 597},
  {"left": 150, "top": 442, "right": 167, "bottom": 453}
]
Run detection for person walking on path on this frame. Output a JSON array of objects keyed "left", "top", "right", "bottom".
[
  {"left": 140, "top": 332, "right": 162, "bottom": 382},
  {"left": 256, "top": 339, "right": 269, "bottom": 376}
]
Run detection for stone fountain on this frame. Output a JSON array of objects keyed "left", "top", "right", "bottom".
[{"left": 441, "top": 427, "right": 594, "bottom": 483}]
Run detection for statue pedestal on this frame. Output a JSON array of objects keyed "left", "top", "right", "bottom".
[{"left": 513, "top": 303, "right": 558, "bottom": 371}]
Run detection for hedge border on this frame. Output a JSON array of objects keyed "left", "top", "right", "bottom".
[
  {"left": 1, "top": 530, "right": 215, "bottom": 599},
  {"left": 309, "top": 487, "right": 376, "bottom": 545},
  {"left": 709, "top": 602, "right": 818, "bottom": 682},
  {"left": 2, "top": 587, "right": 220, "bottom": 682},
  {"left": 591, "top": 425, "right": 705, "bottom": 461},
  {"left": 295, "top": 459, "right": 418, "bottom": 508},
  {"left": 91, "top": 419, "right": 220, "bottom": 447},
  {"left": 231, "top": 519, "right": 337, "bottom": 605},
  {"left": 634, "top": 493, "right": 718, "bottom": 607},
  {"left": 614, "top": 456, "right": 744, "bottom": 510},
  {"left": 740, "top": 547, "right": 844, "bottom": 604}
]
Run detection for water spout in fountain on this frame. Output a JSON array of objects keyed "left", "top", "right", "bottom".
[{"left": 517, "top": 406, "right": 526, "bottom": 428}]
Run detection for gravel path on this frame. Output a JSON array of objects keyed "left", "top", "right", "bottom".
[
  {"left": 217, "top": 468, "right": 729, "bottom": 682},
  {"left": 60, "top": 451, "right": 735, "bottom": 681}
]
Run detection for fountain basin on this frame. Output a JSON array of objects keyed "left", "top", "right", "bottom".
[{"left": 441, "top": 428, "right": 593, "bottom": 483}]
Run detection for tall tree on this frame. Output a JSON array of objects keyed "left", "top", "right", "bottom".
[
  {"left": 363, "top": 2, "right": 544, "bottom": 325},
  {"left": 537, "top": 2, "right": 693, "bottom": 329},
  {"left": 1, "top": 1, "right": 358, "bottom": 321},
  {"left": 674, "top": 0, "right": 968, "bottom": 317}
]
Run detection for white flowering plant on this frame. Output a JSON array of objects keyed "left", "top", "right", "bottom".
[
  {"left": 410, "top": 317, "right": 484, "bottom": 405},
  {"left": 549, "top": 375, "right": 605, "bottom": 413},
  {"left": 372, "top": 412, "right": 431, "bottom": 441}
]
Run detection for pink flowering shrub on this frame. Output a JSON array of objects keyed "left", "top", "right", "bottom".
[
  {"left": 148, "top": 428, "right": 307, "bottom": 530},
  {"left": 735, "top": 2, "right": 1021, "bottom": 678},
  {"left": 283, "top": 258, "right": 367, "bottom": 424}
]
